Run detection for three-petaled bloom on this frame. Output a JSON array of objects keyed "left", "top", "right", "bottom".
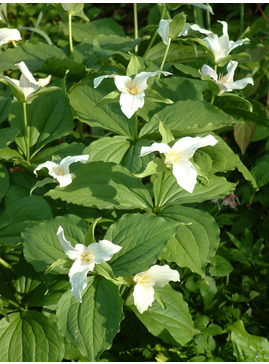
[
  {"left": 57, "top": 226, "right": 122, "bottom": 302},
  {"left": 0, "top": 28, "right": 21, "bottom": 46},
  {"left": 34, "top": 155, "right": 89, "bottom": 187},
  {"left": 0, "top": 61, "right": 51, "bottom": 102},
  {"left": 201, "top": 61, "right": 254, "bottom": 95},
  {"left": 133, "top": 265, "right": 180, "bottom": 314},
  {"left": 93, "top": 70, "right": 172, "bottom": 119},
  {"left": 140, "top": 135, "right": 218, "bottom": 193},
  {"left": 203, "top": 21, "right": 249, "bottom": 64}
]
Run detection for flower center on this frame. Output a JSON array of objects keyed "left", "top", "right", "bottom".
[
  {"left": 126, "top": 80, "right": 140, "bottom": 95},
  {"left": 165, "top": 149, "right": 182, "bottom": 165},
  {"left": 53, "top": 164, "right": 67, "bottom": 176},
  {"left": 217, "top": 73, "right": 229, "bottom": 83},
  {"left": 135, "top": 273, "right": 152, "bottom": 284},
  {"left": 80, "top": 252, "right": 94, "bottom": 263}
]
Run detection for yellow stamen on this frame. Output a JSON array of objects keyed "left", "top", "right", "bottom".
[
  {"left": 165, "top": 149, "right": 182, "bottom": 165},
  {"left": 53, "top": 164, "right": 67, "bottom": 176},
  {"left": 126, "top": 79, "right": 140, "bottom": 95},
  {"left": 217, "top": 73, "right": 229, "bottom": 83},
  {"left": 135, "top": 273, "right": 152, "bottom": 284},
  {"left": 80, "top": 252, "right": 94, "bottom": 263}
]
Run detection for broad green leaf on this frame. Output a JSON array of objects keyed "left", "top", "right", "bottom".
[
  {"left": 153, "top": 170, "right": 235, "bottom": 208},
  {"left": 0, "top": 311, "right": 64, "bottom": 361},
  {"left": 159, "top": 206, "right": 220, "bottom": 276},
  {"left": 0, "top": 147, "right": 25, "bottom": 163},
  {"left": 106, "top": 213, "right": 180, "bottom": 276},
  {"left": 56, "top": 276, "right": 124, "bottom": 361},
  {"left": 208, "top": 255, "right": 234, "bottom": 277},
  {"left": 234, "top": 121, "right": 256, "bottom": 155},
  {"left": 250, "top": 153, "right": 269, "bottom": 188},
  {"left": 126, "top": 285, "right": 198, "bottom": 346},
  {"left": 126, "top": 54, "right": 141, "bottom": 77},
  {"left": 47, "top": 162, "right": 153, "bottom": 211},
  {"left": 0, "top": 127, "right": 20, "bottom": 149},
  {"left": 84, "top": 217, "right": 102, "bottom": 245},
  {"left": 159, "top": 121, "right": 175, "bottom": 144},
  {"left": 140, "top": 100, "right": 236, "bottom": 138},
  {"left": 32, "top": 142, "right": 85, "bottom": 165},
  {"left": 173, "top": 63, "right": 201, "bottom": 78},
  {"left": 9, "top": 88, "right": 74, "bottom": 160},
  {"left": 69, "top": 76, "right": 135, "bottom": 139},
  {"left": 0, "top": 97, "right": 11, "bottom": 123},
  {"left": 135, "top": 157, "right": 166, "bottom": 178},
  {"left": 0, "top": 164, "right": 9, "bottom": 202},
  {"left": 84, "top": 136, "right": 131, "bottom": 164},
  {"left": 169, "top": 12, "right": 186, "bottom": 39},
  {"left": 0, "top": 196, "right": 53, "bottom": 245},
  {"left": 122, "top": 139, "right": 154, "bottom": 173},
  {"left": 42, "top": 57, "right": 87, "bottom": 80},
  {"left": 23, "top": 214, "right": 88, "bottom": 273},
  {"left": 94, "top": 34, "right": 139, "bottom": 52},
  {"left": 229, "top": 320, "right": 269, "bottom": 361}
]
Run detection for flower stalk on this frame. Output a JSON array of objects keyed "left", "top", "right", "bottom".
[
  {"left": 23, "top": 102, "right": 30, "bottom": 163},
  {"left": 133, "top": 3, "right": 138, "bottom": 54},
  {"left": 158, "top": 37, "right": 171, "bottom": 78},
  {"left": 68, "top": 13, "right": 73, "bottom": 53}
]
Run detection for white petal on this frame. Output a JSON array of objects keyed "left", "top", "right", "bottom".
[
  {"left": 222, "top": 77, "right": 254, "bottom": 92},
  {"left": 229, "top": 37, "right": 249, "bottom": 52},
  {"left": 15, "top": 61, "right": 38, "bottom": 85},
  {"left": 147, "top": 264, "right": 180, "bottom": 287},
  {"left": 69, "top": 259, "right": 93, "bottom": 302},
  {"left": 172, "top": 135, "right": 218, "bottom": 159},
  {"left": 203, "top": 34, "right": 225, "bottom": 63},
  {"left": 0, "top": 75, "right": 20, "bottom": 88},
  {"left": 89, "top": 240, "right": 122, "bottom": 264},
  {"left": 19, "top": 75, "right": 39, "bottom": 100},
  {"left": 55, "top": 173, "right": 73, "bottom": 187},
  {"left": 119, "top": 92, "right": 144, "bottom": 119},
  {"left": 172, "top": 159, "right": 198, "bottom": 193},
  {"left": 180, "top": 23, "right": 213, "bottom": 37},
  {"left": 57, "top": 226, "right": 81, "bottom": 260},
  {"left": 93, "top": 74, "right": 115, "bottom": 88},
  {"left": 157, "top": 19, "right": 171, "bottom": 45},
  {"left": 133, "top": 282, "right": 155, "bottom": 314},
  {"left": 140, "top": 142, "right": 171, "bottom": 157},
  {"left": 225, "top": 60, "right": 238, "bottom": 82},
  {"left": 133, "top": 71, "right": 172, "bottom": 92},
  {"left": 114, "top": 75, "right": 133, "bottom": 93},
  {"left": 37, "top": 75, "right": 51, "bottom": 87},
  {"left": 34, "top": 161, "right": 58, "bottom": 176},
  {"left": 60, "top": 155, "right": 89, "bottom": 169},
  {"left": 201, "top": 64, "right": 218, "bottom": 81},
  {"left": 0, "top": 28, "right": 21, "bottom": 46},
  {"left": 217, "top": 20, "right": 229, "bottom": 38}
]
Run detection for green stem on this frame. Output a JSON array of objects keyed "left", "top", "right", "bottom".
[
  {"left": 134, "top": 112, "right": 138, "bottom": 140},
  {"left": 155, "top": 171, "right": 165, "bottom": 213},
  {"left": 23, "top": 102, "right": 30, "bottom": 163},
  {"left": 158, "top": 36, "right": 171, "bottom": 77},
  {"left": 78, "top": 120, "right": 85, "bottom": 142},
  {"left": 68, "top": 13, "right": 73, "bottom": 53},
  {"left": 210, "top": 93, "right": 215, "bottom": 105},
  {"left": 240, "top": 4, "right": 244, "bottom": 35},
  {"left": 205, "top": 7, "right": 211, "bottom": 31},
  {"left": 133, "top": 3, "right": 138, "bottom": 54}
]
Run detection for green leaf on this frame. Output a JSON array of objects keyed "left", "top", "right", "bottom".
[
  {"left": 84, "top": 217, "right": 102, "bottom": 245},
  {"left": 159, "top": 121, "right": 175, "bottom": 144},
  {"left": 42, "top": 57, "right": 87, "bottom": 80},
  {"left": 0, "top": 164, "right": 9, "bottom": 202},
  {"left": 126, "top": 285, "right": 198, "bottom": 346},
  {"left": 23, "top": 214, "right": 88, "bottom": 273},
  {"left": 234, "top": 121, "right": 256, "bottom": 155},
  {"left": 30, "top": 177, "right": 56, "bottom": 196},
  {"left": 0, "top": 311, "right": 64, "bottom": 361},
  {"left": 229, "top": 320, "right": 269, "bottom": 361},
  {"left": 56, "top": 276, "right": 124, "bottom": 361},
  {"left": 105, "top": 213, "right": 180, "bottom": 276},
  {"left": 0, "top": 127, "right": 20, "bottom": 149},
  {"left": 135, "top": 158, "right": 166, "bottom": 178},
  {"left": 140, "top": 100, "right": 235, "bottom": 138},
  {"left": 126, "top": 54, "right": 141, "bottom": 77},
  {"left": 96, "top": 90, "right": 120, "bottom": 107},
  {"left": 0, "top": 196, "right": 53, "bottom": 245},
  {"left": 208, "top": 255, "right": 234, "bottom": 277},
  {"left": 9, "top": 88, "right": 74, "bottom": 160},
  {"left": 250, "top": 153, "right": 269, "bottom": 188},
  {"left": 122, "top": 139, "right": 154, "bottom": 174},
  {"left": 159, "top": 206, "right": 220, "bottom": 276},
  {"left": 69, "top": 76, "right": 135, "bottom": 139},
  {"left": 173, "top": 63, "right": 201, "bottom": 78},
  {"left": 32, "top": 142, "right": 85, "bottom": 165},
  {"left": 0, "top": 97, "right": 11, "bottom": 124},
  {"left": 47, "top": 162, "right": 153, "bottom": 211},
  {"left": 169, "top": 12, "right": 186, "bottom": 39}
]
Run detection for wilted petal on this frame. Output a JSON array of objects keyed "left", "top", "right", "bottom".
[
  {"left": 146, "top": 265, "right": 180, "bottom": 287},
  {"left": 69, "top": 258, "right": 93, "bottom": 302},
  {"left": 119, "top": 91, "right": 145, "bottom": 119},
  {"left": 57, "top": 226, "right": 82, "bottom": 260},
  {"left": 140, "top": 142, "right": 171, "bottom": 157},
  {"left": 133, "top": 282, "right": 155, "bottom": 314},
  {"left": 93, "top": 74, "right": 115, "bottom": 88},
  {"left": 201, "top": 64, "right": 218, "bottom": 81},
  {"left": 38, "top": 75, "right": 51, "bottom": 87},
  {"left": 157, "top": 19, "right": 172, "bottom": 45},
  {"left": 172, "top": 135, "right": 218, "bottom": 159},
  {"left": 88, "top": 239, "right": 122, "bottom": 264},
  {"left": 0, "top": 28, "right": 21, "bottom": 46},
  {"left": 172, "top": 159, "right": 198, "bottom": 193}
]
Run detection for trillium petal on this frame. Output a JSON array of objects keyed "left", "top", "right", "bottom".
[
  {"left": 218, "top": 20, "right": 228, "bottom": 38},
  {"left": 172, "top": 135, "right": 218, "bottom": 159},
  {"left": 140, "top": 142, "right": 171, "bottom": 157},
  {"left": 69, "top": 258, "right": 93, "bottom": 302},
  {"left": 55, "top": 173, "right": 73, "bottom": 187},
  {"left": 0, "top": 28, "right": 21, "bottom": 46},
  {"left": 172, "top": 159, "right": 198, "bottom": 193},
  {"left": 157, "top": 19, "right": 172, "bottom": 45},
  {"left": 225, "top": 60, "right": 238, "bottom": 82},
  {"left": 19, "top": 75, "right": 39, "bottom": 100},
  {"left": 0, "top": 75, "right": 20, "bottom": 88},
  {"left": 37, "top": 75, "right": 51, "bottom": 87},
  {"left": 147, "top": 265, "right": 180, "bottom": 287},
  {"left": 57, "top": 226, "right": 81, "bottom": 260},
  {"left": 119, "top": 92, "right": 144, "bottom": 119},
  {"left": 229, "top": 37, "right": 249, "bottom": 53},
  {"left": 15, "top": 61, "right": 38, "bottom": 85},
  {"left": 34, "top": 161, "right": 58, "bottom": 176},
  {"left": 133, "top": 282, "right": 155, "bottom": 314},
  {"left": 133, "top": 71, "right": 172, "bottom": 93},
  {"left": 89, "top": 240, "right": 122, "bottom": 264},
  {"left": 222, "top": 77, "right": 254, "bottom": 92},
  {"left": 60, "top": 155, "right": 89, "bottom": 169},
  {"left": 93, "top": 74, "right": 115, "bottom": 88},
  {"left": 180, "top": 23, "right": 213, "bottom": 37},
  {"left": 114, "top": 75, "right": 133, "bottom": 93},
  {"left": 201, "top": 64, "right": 218, "bottom": 81}
]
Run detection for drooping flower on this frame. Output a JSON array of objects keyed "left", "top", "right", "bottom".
[
  {"left": 0, "top": 61, "right": 51, "bottom": 102},
  {"left": 203, "top": 21, "right": 249, "bottom": 64},
  {"left": 141, "top": 135, "right": 218, "bottom": 193},
  {"left": 57, "top": 226, "right": 122, "bottom": 302},
  {"left": 34, "top": 155, "right": 89, "bottom": 187},
  {"left": 93, "top": 70, "right": 172, "bottom": 119},
  {"left": 201, "top": 60, "right": 254, "bottom": 95},
  {"left": 133, "top": 264, "right": 180, "bottom": 314},
  {"left": 0, "top": 28, "right": 21, "bottom": 46},
  {"left": 222, "top": 194, "right": 240, "bottom": 209}
]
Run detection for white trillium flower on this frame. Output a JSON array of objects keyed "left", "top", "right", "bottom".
[
  {"left": 0, "top": 28, "right": 21, "bottom": 46},
  {"left": 203, "top": 21, "right": 249, "bottom": 64},
  {"left": 34, "top": 155, "right": 89, "bottom": 187},
  {"left": 201, "top": 60, "right": 254, "bottom": 95},
  {"left": 57, "top": 226, "right": 122, "bottom": 302},
  {"left": 93, "top": 70, "right": 172, "bottom": 119},
  {"left": 133, "top": 264, "right": 180, "bottom": 314},
  {"left": 140, "top": 135, "right": 218, "bottom": 193},
  {"left": 0, "top": 61, "right": 51, "bottom": 102},
  {"left": 157, "top": 19, "right": 212, "bottom": 46}
]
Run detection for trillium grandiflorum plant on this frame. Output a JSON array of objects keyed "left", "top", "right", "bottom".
[
  {"left": 141, "top": 135, "right": 218, "bottom": 193},
  {"left": 0, "top": 27, "right": 21, "bottom": 46},
  {"left": 57, "top": 226, "right": 122, "bottom": 302},
  {"left": 0, "top": 61, "right": 51, "bottom": 103},
  {"left": 94, "top": 70, "right": 171, "bottom": 118},
  {"left": 133, "top": 265, "right": 180, "bottom": 314},
  {"left": 201, "top": 60, "right": 254, "bottom": 95},
  {"left": 34, "top": 155, "right": 89, "bottom": 187}
]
